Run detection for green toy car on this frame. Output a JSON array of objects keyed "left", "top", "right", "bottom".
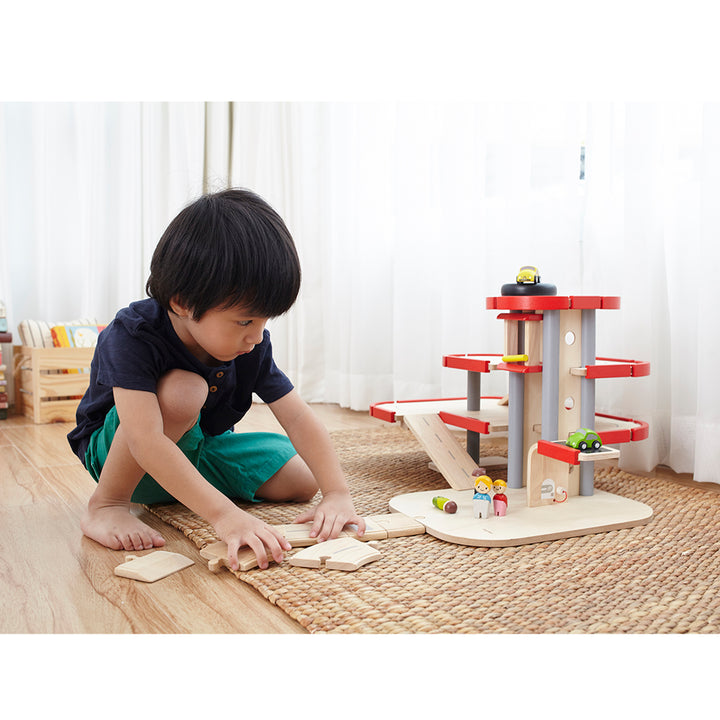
[{"left": 566, "top": 428, "right": 602, "bottom": 452}]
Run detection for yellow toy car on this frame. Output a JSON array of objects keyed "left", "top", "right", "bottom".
[{"left": 516, "top": 265, "right": 540, "bottom": 284}]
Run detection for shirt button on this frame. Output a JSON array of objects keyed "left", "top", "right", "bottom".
[
  {"left": 209, "top": 385, "right": 218, "bottom": 393},
  {"left": 216, "top": 371, "right": 224, "bottom": 378}
]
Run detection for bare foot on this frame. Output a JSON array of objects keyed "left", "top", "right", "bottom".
[{"left": 81, "top": 502, "right": 166, "bottom": 551}]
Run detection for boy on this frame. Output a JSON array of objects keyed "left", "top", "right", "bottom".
[{"left": 68, "top": 188, "right": 365, "bottom": 571}]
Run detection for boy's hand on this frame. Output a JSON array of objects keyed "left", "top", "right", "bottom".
[
  {"left": 213, "top": 506, "right": 291, "bottom": 570},
  {"left": 293, "top": 490, "right": 366, "bottom": 543}
]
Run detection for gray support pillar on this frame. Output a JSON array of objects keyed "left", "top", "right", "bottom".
[
  {"left": 507, "top": 371, "right": 525, "bottom": 489},
  {"left": 541, "top": 309, "right": 560, "bottom": 441},
  {"left": 580, "top": 309, "right": 597, "bottom": 495},
  {"left": 466, "top": 371, "right": 481, "bottom": 463}
]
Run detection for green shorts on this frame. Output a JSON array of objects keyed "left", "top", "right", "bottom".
[{"left": 84, "top": 405, "right": 297, "bottom": 504}]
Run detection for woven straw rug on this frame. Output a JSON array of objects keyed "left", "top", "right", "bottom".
[{"left": 146, "top": 426, "right": 720, "bottom": 633}]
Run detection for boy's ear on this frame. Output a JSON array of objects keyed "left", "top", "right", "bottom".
[{"left": 169, "top": 297, "right": 191, "bottom": 318}]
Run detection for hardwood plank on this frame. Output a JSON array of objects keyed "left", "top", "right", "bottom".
[
  {"left": 1, "top": 502, "right": 133, "bottom": 632},
  {"left": 1, "top": 446, "right": 62, "bottom": 506},
  {"left": 2, "top": 422, "right": 79, "bottom": 468}
]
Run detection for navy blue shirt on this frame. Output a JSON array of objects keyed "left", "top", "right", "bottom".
[{"left": 67, "top": 299, "right": 293, "bottom": 464}]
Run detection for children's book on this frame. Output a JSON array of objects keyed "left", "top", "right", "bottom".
[
  {"left": 67, "top": 325, "right": 105, "bottom": 348},
  {"left": 50, "top": 324, "right": 105, "bottom": 375},
  {"left": 51, "top": 325, "right": 73, "bottom": 348},
  {"left": 51, "top": 324, "right": 105, "bottom": 349}
]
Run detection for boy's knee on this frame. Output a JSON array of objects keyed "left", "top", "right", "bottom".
[
  {"left": 156, "top": 370, "right": 207, "bottom": 429},
  {"left": 283, "top": 456, "right": 319, "bottom": 501},
  {"left": 290, "top": 469, "right": 320, "bottom": 503},
  {"left": 258, "top": 456, "right": 319, "bottom": 502}
]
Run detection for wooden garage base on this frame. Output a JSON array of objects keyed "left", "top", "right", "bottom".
[{"left": 389, "top": 487, "right": 653, "bottom": 547}]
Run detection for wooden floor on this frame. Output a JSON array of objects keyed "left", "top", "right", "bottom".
[
  {"left": 0, "top": 403, "right": 382, "bottom": 634},
  {"left": 1, "top": 403, "right": 706, "bottom": 634}
]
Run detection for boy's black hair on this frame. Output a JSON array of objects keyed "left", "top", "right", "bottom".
[{"left": 146, "top": 188, "right": 301, "bottom": 320}]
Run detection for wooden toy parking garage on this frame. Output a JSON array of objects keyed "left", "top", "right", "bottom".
[{"left": 371, "top": 271, "right": 653, "bottom": 547}]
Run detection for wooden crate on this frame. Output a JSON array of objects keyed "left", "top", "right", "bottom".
[{"left": 13, "top": 345, "right": 94, "bottom": 423}]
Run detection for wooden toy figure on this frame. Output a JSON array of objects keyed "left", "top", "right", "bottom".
[
  {"left": 473, "top": 475, "right": 493, "bottom": 519},
  {"left": 492, "top": 479, "right": 508, "bottom": 516}
]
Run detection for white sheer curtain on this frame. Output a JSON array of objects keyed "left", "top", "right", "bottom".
[
  {"left": 581, "top": 103, "right": 720, "bottom": 482},
  {"left": 1, "top": 101, "right": 718, "bottom": 483},
  {"left": 0, "top": 102, "right": 205, "bottom": 326}
]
